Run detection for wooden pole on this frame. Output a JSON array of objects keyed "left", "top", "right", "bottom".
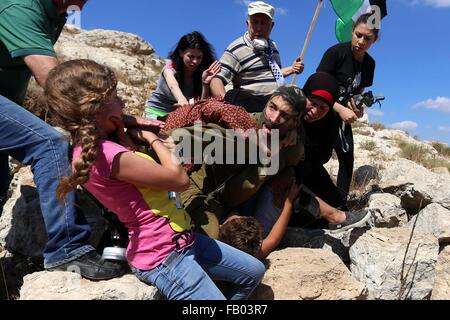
[{"left": 292, "top": 0, "right": 324, "bottom": 85}]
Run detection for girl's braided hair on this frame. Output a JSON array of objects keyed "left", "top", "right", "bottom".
[{"left": 45, "top": 59, "right": 118, "bottom": 201}]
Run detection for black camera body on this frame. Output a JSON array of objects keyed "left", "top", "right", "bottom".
[
  {"left": 352, "top": 91, "right": 385, "bottom": 109},
  {"left": 338, "top": 83, "right": 385, "bottom": 110}
]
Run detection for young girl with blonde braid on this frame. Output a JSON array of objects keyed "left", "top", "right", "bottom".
[{"left": 44, "top": 59, "right": 265, "bottom": 300}]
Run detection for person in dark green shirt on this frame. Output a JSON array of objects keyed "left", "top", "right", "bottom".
[{"left": 0, "top": 0, "right": 129, "bottom": 280}]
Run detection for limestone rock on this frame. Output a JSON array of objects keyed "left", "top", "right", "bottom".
[
  {"left": 0, "top": 167, "right": 106, "bottom": 257},
  {"left": 368, "top": 193, "right": 408, "bottom": 228},
  {"left": 350, "top": 228, "right": 438, "bottom": 300},
  {"left": 20, "top": 272, "right": 160, "bottom": 300},
  {"left": 23, "top": 25, "right": 165, "bottom": 119},
  {"left": 282, "top": 227, "right": 369, "bottom": 263},
  {"left": 407, "top": 203, "right": 450, "bottom": 244},
  {"left": 431, "top": 246, "right": 450, "bottom": 300},
  {"left": 378, "top": 159, "right": 450, "bottom": 213},
  {"left": 252, "top": 248, "right": 365, "bottom": 300}
]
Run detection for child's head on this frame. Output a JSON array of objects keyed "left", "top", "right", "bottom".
[
  {"left": 45, "top": 59, "right": 123, "bottom": 200},
  {"left": 219, "top": 215, "right": 263, "bottom": 257}
]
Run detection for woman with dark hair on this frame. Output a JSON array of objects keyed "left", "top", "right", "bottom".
[
  {"left": 317, "top": 12, "right": 379, "bottom": 206},
  {"left": 147, "top": 31, "right": 220, "bottom": 118}
]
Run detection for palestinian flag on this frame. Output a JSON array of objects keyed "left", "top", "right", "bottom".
[{"left": 330, "top": 0, "right": 387, "bottom": 43}]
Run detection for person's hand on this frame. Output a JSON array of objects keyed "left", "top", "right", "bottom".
[
  {"left": 127, "top": 128, "right": 175, "bottom": 150},
  {"left": 110, "top": 116, "right": 137, "bottom": 150},
  {"left": 287, "top": 182, "right": 302, "bottom": 204},
  {"left": 338, "top": 106, "right": 358, "bottom": 124},
  {"left": 175, "top": 98, "right": 190, "bottom": 107},
  {"left": 127, "top": 128, "right": 158, "bottom": 144},
  {"left": 122, "top": 115, "right": 164, "bottom": 134},
  {"left": 291, "top": 57, "right": 304, "bottom": 75},
  {"left": 202, "top": 61, "right": 221, "bottom": 85},
  {"left": 280, "top": 129, "right": 298, "bottom": 149},
  {"left": 349, "top": 98, "right": 365, "bottom": 118}
]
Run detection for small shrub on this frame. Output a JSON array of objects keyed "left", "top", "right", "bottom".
[
  {"left": 398, "top": 141, "right": 428, "bottom": 164},
  {"left": 352, "top": 121, "right": 366, "bottom": 129},
  {"left": 360, "top": 140, "right": 377, "bottom": 151},
  {"left": 423, "top": 158, "right": 450, "bottom": 172},
  {"left": 398, "top": 141, "right": 450, "bottom": 170},
  {"left": 431, "top": 142, "right": 450, "bottom": 157},
  {"left": 370, "top": 122, "right": 386, "bottom": 131}
]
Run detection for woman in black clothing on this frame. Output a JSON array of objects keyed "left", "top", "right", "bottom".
[{"left": 317, "top": 13, "right": 379, "bottom": 204}]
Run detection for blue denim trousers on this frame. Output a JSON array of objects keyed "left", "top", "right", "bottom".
[
  {"left": 132, "top": 233, "right": 266, "bottom": 300},
  {"left": 0, "top": 95, "right": 94, "bottom": 267}
]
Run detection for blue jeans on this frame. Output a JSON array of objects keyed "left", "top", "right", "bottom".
[
  {"left": 132, "top": 233, "right": 266, "bottom": 300},
  {"left": 0, "top": 95, "right": 94, "bottom": 267}
]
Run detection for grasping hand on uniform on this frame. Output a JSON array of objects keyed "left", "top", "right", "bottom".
[
  {"left": 122, "top": 114, "right": 164, "bottom": 134},
  {"left": 127, "top": 128, "right": 176, "bottom": 152}
]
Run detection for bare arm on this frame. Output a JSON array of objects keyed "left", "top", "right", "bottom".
[
  {"left": 23, "top": 55, "right": 59, "bottom": 87},
  {"left": 281, "top": 56, "right": 304, "bottom": 78},
  {"left": 210, "top": 77, "right": 226, "bottom": 99},
  {"left": 201, "top": 61, "right": 221, "bottom": 100},
  {"left": 111, "top": 130, "right": 190, "bottom": 192},
  {"left": 333, "top": 102, "right": 358, "bottom": 124},
  {"left": 256, "top": 183, "right": 301, "bottom": 260},
  {"left": 163, "top": 68, "right": 189, "bottom": 105}
]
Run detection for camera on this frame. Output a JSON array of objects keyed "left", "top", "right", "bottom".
[
  {"left": 338, "top": 80, "right": 385, "bottom": 110},
  {"left": 352, "top": 91, "right": 385, "bottom": 109}
]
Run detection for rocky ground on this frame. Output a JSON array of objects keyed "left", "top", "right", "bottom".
[{"left": 1, "top": 26, "right": 449, "bottom": 300}]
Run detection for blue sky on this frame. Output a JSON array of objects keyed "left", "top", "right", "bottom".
[{"left": 78, "top": 0, "right": 450, "bottom": 144}]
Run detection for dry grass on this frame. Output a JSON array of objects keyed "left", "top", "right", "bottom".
[
  {"left": 360, "top": 140, "right": 377, "bottom": 151},
  {"left": 431, "top": 142, "right": 450, "bottom": 158},
  {"left": 352, "top": 121, "right": 367, "bottom": 129},
  {"left": 398, "top": 141, "right": 428, "bottom": 163},
  {"left": 398, "top": 141, "right": 450, "bottom": 171},
  {"left": 370, "top": 122, "right": 386, "bottom": 131}
]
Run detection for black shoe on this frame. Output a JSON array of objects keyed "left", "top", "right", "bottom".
[
  {"left": 47, "top": 251, "right": 128, "bottom": 281},
  {"left": 328, "top": 209, "right": 372, "bottom": 234}
]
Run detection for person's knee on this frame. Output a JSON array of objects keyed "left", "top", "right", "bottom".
[{"left": 249, "top": 259, "right": 266, "bottom": 285}]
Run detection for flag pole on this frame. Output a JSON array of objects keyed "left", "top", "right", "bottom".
[{"left": 292, "top": 0, "right": 324, "bottom": 85}]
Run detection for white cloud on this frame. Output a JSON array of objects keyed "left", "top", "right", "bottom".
[
  {"left": 424, "top": 0, "right": 450, "bottom": 7},
  {"left": 410, "top": 0, "right": 450, "bottom": 7},
  {"left": 366, "top": 109, "right": 384, "bottom": 117},
  {"left": 413, "top": 96, "right": 450, "bottom": 113},
  {"left": 388, "top": 121, "right": 418, "bottom": 131},
  {"left": 235, "top": 0, "right": 252, "bottom": 7},
  {"left": 440, "top": 126, "right": 450, "bottom": 132},
  {"left": 276, "top": 7, "right": 288, "bottom": 16}
]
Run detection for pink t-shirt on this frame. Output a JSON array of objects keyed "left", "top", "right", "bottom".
[{"left": 73, "top": 140, "right": 195, "bottom": 270}]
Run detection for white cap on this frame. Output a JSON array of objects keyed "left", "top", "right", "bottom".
[{"left": 248, "top": 1, "right": 275, "bottom": 20}]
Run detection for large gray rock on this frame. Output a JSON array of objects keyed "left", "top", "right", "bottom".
[
  {"left": 20, "top": 272, "right": 160, "bottom": 300},
  {"left": 282, "top": 227, "right": 368, "bottom": 263},
  {"left": 0, "top": 168, "right": 46, "bottom": 257},
  {"left": 0, "top": 167, "right": 106, "bottom": 258},
  {"left": 407, "top": 203, "right": 450, "bottom": 244},
  {"left": 431, "top": 246, "right": 450, "bottom": 300},
  {"left": 368, "top": 193, "right": 408, "bottom": 228},
  {"left": 24, "top": 25, "right": 165, "bottom": 119},
  {"left": 350, "top": 228, "right": 439, "bottom": 300},
  {"left": 252, "top": 248, "right": 366, "bottom": 300},
  {"left": 378, "top": 159, "right": 450, "bottom": 214}
]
